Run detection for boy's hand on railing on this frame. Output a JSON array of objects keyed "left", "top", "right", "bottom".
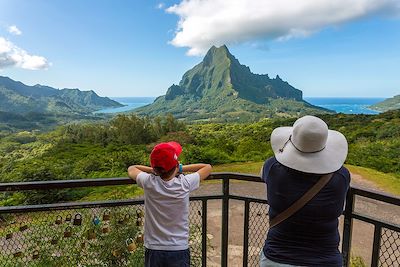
[
  {"left": 182, "top": 164, "right": 212, "bottom": 181},
  {"left": 128, "top": 165, "right": 154, "bottom": 181}
]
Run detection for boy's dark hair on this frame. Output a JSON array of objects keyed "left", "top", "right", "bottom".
[{"left": 153, "top": 166, "right": 177, "bottom": 180}]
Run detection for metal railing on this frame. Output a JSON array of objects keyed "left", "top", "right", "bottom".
[{"left": 0, "top": 173, "right": 399, "bottom": 267}]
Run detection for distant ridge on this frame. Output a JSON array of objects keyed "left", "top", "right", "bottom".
[
  {"left": 369, "top": 94, "right": 400, "bottom": 112},
  {"left": 135, "top": 45, "right": 331, "bottom": 121},
  {"left": 0, "top": 76, "right": 123, "bottom": 114}
]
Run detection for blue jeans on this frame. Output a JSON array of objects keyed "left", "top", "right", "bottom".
[
  {"left": 145, "top": 248, "right": 190, "bottom": 267},
  {"left": 260, "top": 251, "right": 299, "bottom": 267}
]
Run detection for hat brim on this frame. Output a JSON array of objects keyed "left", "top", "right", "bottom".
[
  {"left": 271, "top": 127, "right": 348, "bottom": 174},
  {"left": 166, "top": 141, "right": 182, "bottom": 157}
]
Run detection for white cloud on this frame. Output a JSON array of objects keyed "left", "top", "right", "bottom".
[
  {"left": 156, "top": 3, "right": 165, "bottom": 9},
  {"left": 167, "top": 0, "right": 400, "bottom": 56},
  {"left": 0, "top": 37, "right": 50, "bottom": 70},
  {"left": 8, "top": 25, "right": 22, "bottom": 35}
]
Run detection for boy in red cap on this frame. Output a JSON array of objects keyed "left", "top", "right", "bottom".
[{"left": 128, "top": 141, "right": 212, "bottom": 267}]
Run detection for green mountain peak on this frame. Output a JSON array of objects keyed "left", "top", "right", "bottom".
[{"left": 136, "top": 45, "right": 331, "bottom": 121}]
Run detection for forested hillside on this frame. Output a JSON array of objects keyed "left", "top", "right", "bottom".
[{"left": 0, "top": 111, "right": 399, "bottom": 206}]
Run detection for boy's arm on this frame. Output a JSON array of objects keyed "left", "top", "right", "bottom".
[
  {"left": 128, "top": 165, "right": 153, "bottom": 181},
  {"left": 182, "top": 164, "right": 212, "bottom": 181}
]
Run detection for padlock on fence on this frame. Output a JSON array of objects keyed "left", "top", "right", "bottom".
[
  {"left": 93, "top": 216, "right": 101, "bottom": 226},
  {"left": 73, "top": 213, "right": 82, "bottom": 226},
  {"left": 136, "top": 209, "right": 144, "bottom": 218},
  {"left": 13, "top": 251, "right": 22, "bottom": 258},
  {"left": 64, "top": 226, "right": 72, "bottom": 238},
  {"left": 19, "top": 225, "right": 28, "bottom": 231},
  {"left": 55, "top": 215, "right": 62, "bottom": 225},
  {"left": 87, "top": 229, "right": 96, "bottom": 240},
  {"left": 5, "top": 232, "right": 13, "bottom": 239},
  {"left": 32, "top": 250, "right": 39, "bottom": 259},
  {"left": 103, "top": 209, "right": 110, "bottom": 221},
  {"left": 136, "top": 217, "right": 144, "bottom": 226},
  {"left": 126, "top": 238, "right": 137, "bottom": 252},
  {"left": 65, "top": 214, "right": 72, "bottom": 222},
  {"left": 102, "top": 225, "right": 110, "bottom": 233},
  {"left": 112, "top": 249, "right": 121, "bottom": 257},
  {"left": 136, "top": 233, "right": 144, "bottom": 244},
  {"left": 50, "top": 238, "right": 58, "bottom": 245}
]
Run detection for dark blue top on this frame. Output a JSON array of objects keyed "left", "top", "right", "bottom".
[{"left": 262, "top": 157, "right": 350, "bottom": 267}]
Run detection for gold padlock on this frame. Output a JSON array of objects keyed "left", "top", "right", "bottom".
[
  {"left": 64, "top": 226, "right": 72, "bottom": 238},
  {"left": 126, "top": 238, "right": 137, "bottom": 252},
  {"left": 55, "top": 215, "right": 62, "bottom": 225},
  {"left": 112, "top": 249, "right": 121, "bottom": 257},
  {"left": 103, "top": 209, "right": 110, "bottom": 221},
  {"left": 73, "top": 213, "right": 82, "bottom": 226},
  {"left": 102, "top": 225, "right": 110, "bottom": 233},
  {"left": 32, "top": 250, "right": 39, "bottom": 259},
  {"left": 87, "top": 229, "right": 96, "bottom": 240},
  {"left": 65, "top": 214, "right": 72, "bottom": 222},
  {"left": 136, "top": 233, "right": 144, "bottom": 244}
]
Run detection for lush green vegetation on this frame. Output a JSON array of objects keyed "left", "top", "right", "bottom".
[{"left": 0, "top": 110, "right": 399, "bottom": 206}]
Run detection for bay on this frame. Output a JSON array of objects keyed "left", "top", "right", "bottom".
[
  {"left": 304, "top": 97, "right": 385, "bottom": 114},
  {"left": 94, "top": 97, "right": 156, "bottom": 114},
  {"left": 95, "top": 96, "right": 386, "bottom": 115}
]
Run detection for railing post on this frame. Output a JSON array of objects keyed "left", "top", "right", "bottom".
[
  {"left": 202, "top": 199, "right": 208, "bottom": 267},
  {"left": 371, "top": 225, "right": 382, "bottom": 267},
  {"left": 342, "top": 188, "right": 355, "bottom": 267},
  {"left": 242, "top": 200, "right": 250, "bottom": 267},
  {"left": 221, "top": 177, "right": 229, "bottom": 267}
]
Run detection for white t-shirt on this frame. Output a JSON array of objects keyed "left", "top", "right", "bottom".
[{"left": 136, "top": 172, "right": 200, "bottom": 250}]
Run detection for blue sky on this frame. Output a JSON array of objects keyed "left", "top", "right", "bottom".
[{"left": 0, "top": 0, "right": 399, "bottom": 98}]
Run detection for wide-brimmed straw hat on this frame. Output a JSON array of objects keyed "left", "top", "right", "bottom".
[{"left": 271, "top": 115, "right": 348, "bottom": 174}]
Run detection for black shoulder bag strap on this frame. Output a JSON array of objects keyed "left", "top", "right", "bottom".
[{"left": 269, "top": 173, "right": 334, "bottom": 228}]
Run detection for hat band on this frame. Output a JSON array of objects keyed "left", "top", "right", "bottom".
[{"left": 279, "top": 135, "right": 326, "bottom": 154}]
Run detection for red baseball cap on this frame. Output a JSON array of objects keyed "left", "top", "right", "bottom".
[{"left": 150, "top": 141, "right": 182, "bottom": 172}]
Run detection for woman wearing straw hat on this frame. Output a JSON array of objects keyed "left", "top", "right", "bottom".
[{"left": 260, "top": 115, "right": 350, "bottom": 267}]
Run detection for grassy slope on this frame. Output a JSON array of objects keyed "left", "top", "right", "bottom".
[{"left": 346, "top": 165, "right": 400, "bottom": 196}]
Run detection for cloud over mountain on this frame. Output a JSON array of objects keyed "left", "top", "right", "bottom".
[
  {"left": 0, "top": 37, "right": 50, "bottom": 70},
  {"left": 167, "top": 0, "right": 400, "bottom": 56}
]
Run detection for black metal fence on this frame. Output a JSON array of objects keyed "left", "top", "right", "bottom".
[{"left": 0, "top": 173, "right": 399, "bottom": 267}]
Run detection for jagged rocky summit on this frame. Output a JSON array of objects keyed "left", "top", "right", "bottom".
[
  {"left": 0, "top": 76, "right": 123, "bottom": 114},
  {"left": 135, "top": 45, "right": 330, "bottom": 122}
]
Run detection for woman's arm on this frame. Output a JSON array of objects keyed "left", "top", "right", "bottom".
[
  {"left": 182, "top": 163, "right": 212, "bottom": 181},
  {"left": 128, "top": 165, "right": 153, "bottom": 181}
]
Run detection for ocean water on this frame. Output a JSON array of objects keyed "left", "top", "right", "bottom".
[
  {"left": 95, "top": 96, "right": 386, "bottom": 115},
  {"left": 304, "top": 97, "right": 385, "bottom": 114},
  {"left": 94, "top": 97, "right": 156, "bottom": 114}
]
